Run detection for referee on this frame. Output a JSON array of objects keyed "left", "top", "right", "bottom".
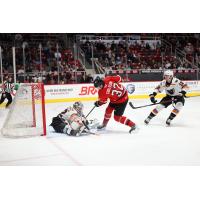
[{"left": 0, "top": 76, "right": 15, "bottom": 108}]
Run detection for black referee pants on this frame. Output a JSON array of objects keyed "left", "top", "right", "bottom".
[{"left": 0, "top": 92, "right": 13, "bottom": 107}]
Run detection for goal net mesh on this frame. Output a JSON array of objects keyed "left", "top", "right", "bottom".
[{"left": 1, "top": 83, "right": 46, "bottom": 138}]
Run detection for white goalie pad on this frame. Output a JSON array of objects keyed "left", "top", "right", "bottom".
[{"left": 87, "top": 119, "right": 100, "bottom": 129}]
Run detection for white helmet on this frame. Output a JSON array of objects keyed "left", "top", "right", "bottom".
[
  {"left": 164, "top": 70, "right": 174, "bottom": 77},
  {"left": 163, "top": 70, "right": 174, "bottom": 82}
]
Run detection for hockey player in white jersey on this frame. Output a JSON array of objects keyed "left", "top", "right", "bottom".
[
  {"left": 144, "top": 70, "right": 189, "bottom": 126},
  {"left": 50, "top": 101, "right": 99, "bottom": 136}
]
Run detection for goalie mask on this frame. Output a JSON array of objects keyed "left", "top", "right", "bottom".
[{"left": 73, "top": 101, "right": 84, "bottom": 113}]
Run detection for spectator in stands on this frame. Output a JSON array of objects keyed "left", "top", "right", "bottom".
[
  {"left": 184, "top": 43, "right": 194, "bottom": 54},
  {"left": 85, "top": 74, "right": 93, "bottom": 83},
  {"left": 65, "top": 71, "right": 72, "bottom": 83},
  {"left": 60, "top": 80, "right": 65, "bottom": 84},
  {"left": 17, "top": 67, "right": 25, "bottom": 74},
  {"left": 32, "top": 76, "right": 38, "bottom": 83},
  {"left": 54, "top": 50, "right": 62, "bottom": 62},
  {"left": 14, "top": 34, "right": 23, "bottom": 47},
  {"left": 146, "top": 42, "right": 151, "bottom": 50},
  {"left": 80, "top": 75, "right": 85, "bottom": 83},
  {"left": 165, "top": 61, "right": 172, "bottom": 69}
]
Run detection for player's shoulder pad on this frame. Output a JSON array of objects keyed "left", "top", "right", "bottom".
[
  {"left": 173, "top": 77, "right": 180, "bottom": 83},
  {"left": 103, "top": 76, "right": 109, "bottom": 82}
]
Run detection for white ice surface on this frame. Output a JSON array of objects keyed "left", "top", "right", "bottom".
[{"left": 0, "top": 98, "right": 200, "bottom": 165}]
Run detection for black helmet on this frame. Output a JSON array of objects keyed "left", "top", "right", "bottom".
[{"left": 93, "top": 76, "right": 104, "bottom": 88}]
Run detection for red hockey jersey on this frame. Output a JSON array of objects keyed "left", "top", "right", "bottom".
[{"left": 97, "top": 75, "right": 128, "bottom": 105}]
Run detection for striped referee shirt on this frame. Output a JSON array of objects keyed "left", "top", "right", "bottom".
[{"left": 2, "top": 81, "right": 14, "bottom": 93}]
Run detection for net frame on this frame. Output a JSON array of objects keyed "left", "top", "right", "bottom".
[{"left": 1, "top": 83, "right": 46, "bottom": 138}]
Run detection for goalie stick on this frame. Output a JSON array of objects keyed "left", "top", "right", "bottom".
[
  {"left": 75, "top": 106, "right": 98, "bottom": 135},
  {"left": 81, "top": 121, "right": 99, "bottom": 135},
  {"left": 82, "top": 120, "right": 96, "bottom": 134}
]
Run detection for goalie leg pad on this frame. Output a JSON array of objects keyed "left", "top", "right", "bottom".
[
  {"left": 70, "top": 120, "right": 83, "bottom": 130},
  {"left": 87, "top": 119, "right": 100, "bottom": 129}
]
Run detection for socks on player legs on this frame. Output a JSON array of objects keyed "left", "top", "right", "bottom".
[
  {"left": 166, "top": 110, "right": 178, "bottom": 125},
  {"left": 102, "top": 106, "right": 114, "bottom": 126},
  {"left": 114, "top": 115, "right": 135, "bottom": 127},
  {"left": 145, "top": 104, "right": 165, "bottom": 124}
]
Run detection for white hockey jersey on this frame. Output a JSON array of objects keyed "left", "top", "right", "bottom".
[
  {"left": 154, "top": 77, "right": 189, "bottom": 97},
  {"left": 58, "top": 106, "right": 84, "bottom": 130}
]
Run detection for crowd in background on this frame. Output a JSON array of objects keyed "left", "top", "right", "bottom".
[
  {"left": 0, "top": 34, "right": 88, "bottom": 84},
  {"left": 80, "top": 38, "right": 197, "bottom": 72},
  {"left": 161, "top": 34, "right": 200, "bottom": 66},
  {"left": 0, "top": 33, "right": 200, "bottom": 84}
]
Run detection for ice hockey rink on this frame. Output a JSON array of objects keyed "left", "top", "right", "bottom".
[{"left": 0, "top": 97, "right": 200, "bottom": 166}]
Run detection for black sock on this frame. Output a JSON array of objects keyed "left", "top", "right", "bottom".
[
  {"left": 168, "top": 113, "right": 176, "bottom": 120},
  {"left": 149, "top": 112, "right": 156, "bottom": 119}
]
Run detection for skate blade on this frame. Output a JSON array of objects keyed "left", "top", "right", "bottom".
[
  {"left": 130, "top": 126, "right": 139, "bottom": 134},
  {"left": 97, "top": 127, "right": 106, "bottom": 131}
]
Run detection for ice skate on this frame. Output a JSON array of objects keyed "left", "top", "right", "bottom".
[
  {"left": 166, "top": 118, "right": 171, "bottom": 126},
  {"left": 129, "top": 125, "right": 138, "bottom": 134},
  {"left": 144, "top": 117, "right": 151, "bottom": 125},
  {"left": 97, "top": 124, "right": 106, "bottom": 131}
]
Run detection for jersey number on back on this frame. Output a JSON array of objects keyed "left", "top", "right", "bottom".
[{"left": 111, "top": 83, "right": 124, "bottom": 97}]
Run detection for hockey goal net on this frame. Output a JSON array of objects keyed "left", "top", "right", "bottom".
[{"left": 1, "top": 83, "right": 46, "bottom": 137}]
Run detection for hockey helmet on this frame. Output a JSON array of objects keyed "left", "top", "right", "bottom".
[
  {"left": 93, "top": 76, "right": 104, "bottom": 88},
  {"left": 163, "top": 70, "right": 174, "bottom": 82},
  {"left": 164, "top": 70, "right": 174, "bottom": 77},
  {"left": 73, "top": 101, "right": 84, "bottom": 113}
]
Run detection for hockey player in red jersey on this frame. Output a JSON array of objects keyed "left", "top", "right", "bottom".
[{"left": 93, "top": 75, "right": 137, "bottom": 133}]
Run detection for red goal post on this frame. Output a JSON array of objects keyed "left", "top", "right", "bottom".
[{"left": 1, "top": 83, "right": 46, "bottom": 138}]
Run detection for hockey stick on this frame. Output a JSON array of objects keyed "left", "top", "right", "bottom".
[
  {"left": 129, "top": 93, "right": 200, "bottom": 109},
  {"left": 75, "top": 106, "right": 97, "bottom": 135},
  {"left": 185, "top": 95, "right": 200, "bottom": 98},
  {"left": 81, "top": 120, "right": 99, "bottom": 135},
  {"left": 85, "top": 105, "right": 96, "bottom": 118},
  {"left": 129, "top": 99, "right": 173, "bottom": 109},
  {"left": 129, "top": 94, "right": 200, "bottom": 109}
]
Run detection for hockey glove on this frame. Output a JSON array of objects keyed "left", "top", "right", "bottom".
[
  {"left": 149, "top": 92, "right": 157, "bottom": 104},
  {"left": 171, "top": 97, "right": 178, "bottom": 103},
  {"left": 1, "top": 92, "right": 6, "bottom": 98},
  {"left": 179, "top": 90, "right": 186, "bottom": 97},
  {"left": 94, "top": 101, "right": 101, "bottom": 107}
]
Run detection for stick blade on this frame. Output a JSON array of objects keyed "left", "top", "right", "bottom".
[{"left": 129, "top": 102, "right": 136, "bottom": 109}]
